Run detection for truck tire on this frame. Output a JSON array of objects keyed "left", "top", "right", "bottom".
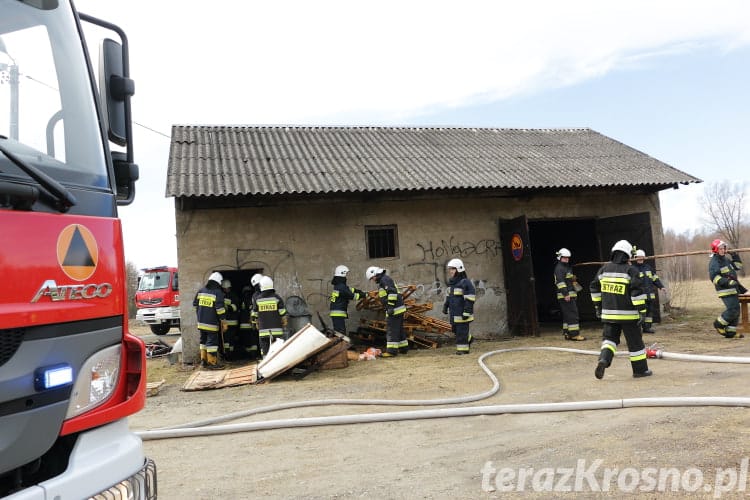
[{"left": 150, "top": 323, "right": 171, "bottom": 335}]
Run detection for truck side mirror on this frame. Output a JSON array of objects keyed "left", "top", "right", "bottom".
[{"left": 99, "top": 38, "right": 133, "bottom": 146}]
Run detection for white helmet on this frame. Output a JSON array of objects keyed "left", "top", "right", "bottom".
[
  {"left": 446, "top": 258, "right": 465, "bottom": 272},
  {"left": 259, "top": 276, "right": 274, "bottom": 291},
  {"left": 634, "top": 249, "right": 646, "bottom": 258},
  {"left": 365, "top": 266, "right": 383, "bottom": 280},
  {"left": 208, "top": 272, "right": 223, "bottom": 284},
  {"left": 251, "top": 273, "right": 263, "bottom": 286},
  {"left": 556, "top": 248, "right": 571, "bottom": 260},
  {"left": 221, "top": 279, "right": 231, "bottom": 289},
  {"left": 611, "top": 240, "right": 633, "bottom": 257},
  {"left": 334, "top": 265, "right": 349, "bottom": 277}
]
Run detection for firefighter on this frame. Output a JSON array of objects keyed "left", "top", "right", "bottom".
[
  {"left": 366, "top": 266, "right": 408, "bottom": 357},
  {"left": 253, "top": 276, "right": 287, "bottom": 357},
  {"left": 238, "top": 274, "right": 263, "bottom": 359},
  {"left": 442, "top": 258, "right": 476, "bottom": 355},
  {"left": 193, "top": 271, "right": 227, "bottom": 370},
  {"left": 590, "top": 240, "right": 652, "bottom": 379},
  {"left": 632, "top": 249, "right": 666, "bottom": 334},
  {"left": 709, "top": 239, "right": 746, "bottom": 338},
  {"left": 553, "top": 247, "right": 584, "bottom": 341},
  {"left": 329, "top": 265, "right": 365, "bottom": 335},
  {"left": 221, "top": 279, "right": 240, "bottom": 360}
]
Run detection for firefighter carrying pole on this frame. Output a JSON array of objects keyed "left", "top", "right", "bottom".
[{"left": 574, "top": 247, "right": 750, "bottom": 267}]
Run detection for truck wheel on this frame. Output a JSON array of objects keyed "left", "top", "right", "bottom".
[{"left": 150, "top": 324, "right": 171, "bottom": 335}]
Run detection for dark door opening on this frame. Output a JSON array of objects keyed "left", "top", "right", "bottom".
[
  {"left": 529, "top": 219, "right": 599, "bottom": 323},
  {"left": 215, "top": 268, "right": 263, "bottom": 297},
  {"left": 527, "top": 212, "right": 656, "bottom": 325}
]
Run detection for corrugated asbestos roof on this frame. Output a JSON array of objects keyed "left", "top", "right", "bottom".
[{"left": 166, "top": 126, "right": 701, "bottom": 198}]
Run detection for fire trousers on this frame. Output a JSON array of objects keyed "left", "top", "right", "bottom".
[{"left": 600, "top": 321, "right": 649, "bottom": 374}]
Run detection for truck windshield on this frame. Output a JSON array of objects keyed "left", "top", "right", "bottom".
[
  {"left": 0, "top": 0, "right": 108, "bottom": 190},
  {"left": 138, "top": 272, "right": 171, "bottom": 291}
]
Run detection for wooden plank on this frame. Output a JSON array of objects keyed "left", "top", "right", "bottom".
[
  {"left": 181, "top": 364, "right": 258, "bottom": 391},
  {"left": 146, "top": 379, "right": 165, "bottom": 397}
]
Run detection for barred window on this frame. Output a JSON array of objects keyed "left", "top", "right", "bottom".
[{"left": 366, "top": 225, "right": 398, "bottom": 259}]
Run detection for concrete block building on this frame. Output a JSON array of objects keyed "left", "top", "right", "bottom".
[{"left": 166, "top": 126, "right": 700, "bottom": 362}]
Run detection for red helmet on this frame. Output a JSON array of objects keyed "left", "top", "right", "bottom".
[{"left": 711, "top": 239, "right": 727, "bottom": 254}]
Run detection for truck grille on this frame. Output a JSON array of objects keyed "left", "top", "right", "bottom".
[
  {"left": 0, "top": 329, "right": 24, "bottom": 367},
  {"left": 141, "top": 298, "right": 162, "bottom": 305}
]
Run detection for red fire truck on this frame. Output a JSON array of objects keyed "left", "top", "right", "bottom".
[
  {"left": 136, "top": 266, "right": 180, "bottom": 335},
  {"left": 1, "top": 1, "right": 156, "bottom": 498}
]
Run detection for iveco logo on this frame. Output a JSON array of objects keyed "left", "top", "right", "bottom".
[{"left": 32, "top": 280, "right": 113, "bottom": 303}]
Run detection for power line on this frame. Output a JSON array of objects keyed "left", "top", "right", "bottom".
[{"left": 134, "top": 121, "right": 170, "bottom": 139}]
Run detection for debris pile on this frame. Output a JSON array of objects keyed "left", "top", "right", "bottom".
[{"left": 356, "top": 285, "right": 453, "bottom": 348}]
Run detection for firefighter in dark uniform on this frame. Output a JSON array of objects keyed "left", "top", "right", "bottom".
[
  {"left": 709, "top": 239, "right": 747, "bottom": 338},
  {"left": 221, "top": 279, "right": 240, "bottom": 360},
  {"left": 554, "top": 247, "right": 584, "bottom": 341},
  {"left": 238, "top": 273, "right": 263, "bottom": 359},
  {"left": 253, "top": 276, "right": 287, "bottom": 357},
  {"left": 632, "top": 249, "right": 667, "bottom": 334},
  {"left": 329, "top": 265, "right": 365, "bottom": 335},
  {"left": 366, "top": 266, "right": 408, "bottom": 357},
  {"left": 193, "top": 271, "right": 227, "bottom": 370},
  {"left": 442, "top": 258, "right": 476, "bottom": 355},
  {"left": 590, "top": 240, "right": 652, "bottom": 379}
]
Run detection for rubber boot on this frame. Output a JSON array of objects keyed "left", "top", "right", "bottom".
[
  {"left": 206, "top": 351, "right": 225, "bottom": 370},
  {"left": 595, "top": 347, "right": 614, "bottom": 380},
  {"left": 200, "top": 348, "right": 208, "bottom": 368},
  {"left": 631, "top": 358, "right": 652, "bottom": 378},
  {"left": 713, "top": 319, "right": 727, "bottom": 335}
]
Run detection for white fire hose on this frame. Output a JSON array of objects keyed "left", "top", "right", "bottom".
[{"left": 135, "top": 346, "right": 750, "bottom": 441}]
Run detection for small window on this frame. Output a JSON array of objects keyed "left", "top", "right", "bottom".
[{"left": 366, "top": 225, "right": 398, "bottom": 259}]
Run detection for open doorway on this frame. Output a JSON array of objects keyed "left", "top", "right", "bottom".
[
  {"left": 529, "top": 219, "right": 599, "bottom": 323},
  {"left": 499, "top": 211, "right": 656, "bottom": 335},
  {"left": 215, "top": 268, "right": 263, "bottom": 297}
]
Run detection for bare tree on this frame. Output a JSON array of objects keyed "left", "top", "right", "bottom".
[
  {"left": 699, "top": 181, "right": 747, "bottom": 249},
  {"left": 126, "top": 260, "right": 139, "bottom": 319}
]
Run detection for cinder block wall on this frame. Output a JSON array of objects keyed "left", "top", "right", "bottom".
[{"left": 175, "top": 191, "right": 663, "bottom": 363}]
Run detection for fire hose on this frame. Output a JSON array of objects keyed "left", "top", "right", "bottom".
[{"left": 135, "top": 346, "right": 750, "bottom": 441}]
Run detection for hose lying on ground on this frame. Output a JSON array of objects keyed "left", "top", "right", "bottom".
[{"left": 136, "top": 346, "right": 750, "bottom": 441}]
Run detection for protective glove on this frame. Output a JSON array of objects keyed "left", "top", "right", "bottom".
[
  {"left": 638, "top": 310, "right": 646, "bottom": 326},
  {"left": 595, "top": 306, "right": 601, "bottom": 319},
  {"left": 221, "top": 321, "right": 228, "bottom": 333},
  {"left": 462, "top": 312, "right": 472, "bottom": 320},
  {"left": 729, "top": 280, "right": 738, "bottom": 287},
  {"left": 354, "top": 289, "right": 365, "bottom": 298},
  {"left": 730, "top": 252, "right": 740, "bottom": 261},
  {"left": 442, "top": 304, "right": 449, "bottom": 315},
  {"left": 281, "top": 316, "right": 288, "bottom": 328},
  {"left": 738, "top": 283, "right": 748, "bottom": 295},
  {"left": 386, "top": 307, "right": 394, "bottom": 317}
]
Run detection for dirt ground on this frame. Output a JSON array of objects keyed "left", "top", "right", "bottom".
[{"left": 129, "top": 281, "right": 750, "bottom": 499}]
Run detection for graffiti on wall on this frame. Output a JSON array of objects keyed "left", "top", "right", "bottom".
[{"left": 416, "top": 236, "right": 501, "bottom": 262}]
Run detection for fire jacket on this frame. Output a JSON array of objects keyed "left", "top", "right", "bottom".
[
  {"left": 443, "top": 275, "right": 476, "bottom": 324},
  {"left": 590, "top": 257, "right": 647, "bottom": 323},
  {"left": 632, "top": 262, "right": 665, "bottom": 299},
  {"left": 553, "top": 260, "right": 578, "bottom": 300},
  {"left": 253, "top": 291, "right": 287, "bottom": 336},
  {"left": 376, "top": 273, "right": 406, "bottom": 317},
  {"left": 223, "top": 290, "right": 240, "bottom": 327},
  {"left": 709, "top": 252, "right": 744, "bottom": 298},
  {"left": 239, "top": 286, "right": 254, "bottom": 332},
  {"left": 193, "top": 282, "right": 226, "bottom": 332},
  {"left": 329, "top": 277, "right": 364, "bottom": 319}
]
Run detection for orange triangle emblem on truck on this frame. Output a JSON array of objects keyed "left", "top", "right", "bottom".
[{"left": 57, "top": 224, "right": 99, "bottom": 281}]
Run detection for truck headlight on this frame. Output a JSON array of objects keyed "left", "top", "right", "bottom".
[{"left": 66, "top": 344, "right": 121, "bottom": 418}]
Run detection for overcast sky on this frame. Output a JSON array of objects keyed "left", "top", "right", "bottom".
[{"left": 74, "top": 0, "right": 750, "bottom": 269}]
